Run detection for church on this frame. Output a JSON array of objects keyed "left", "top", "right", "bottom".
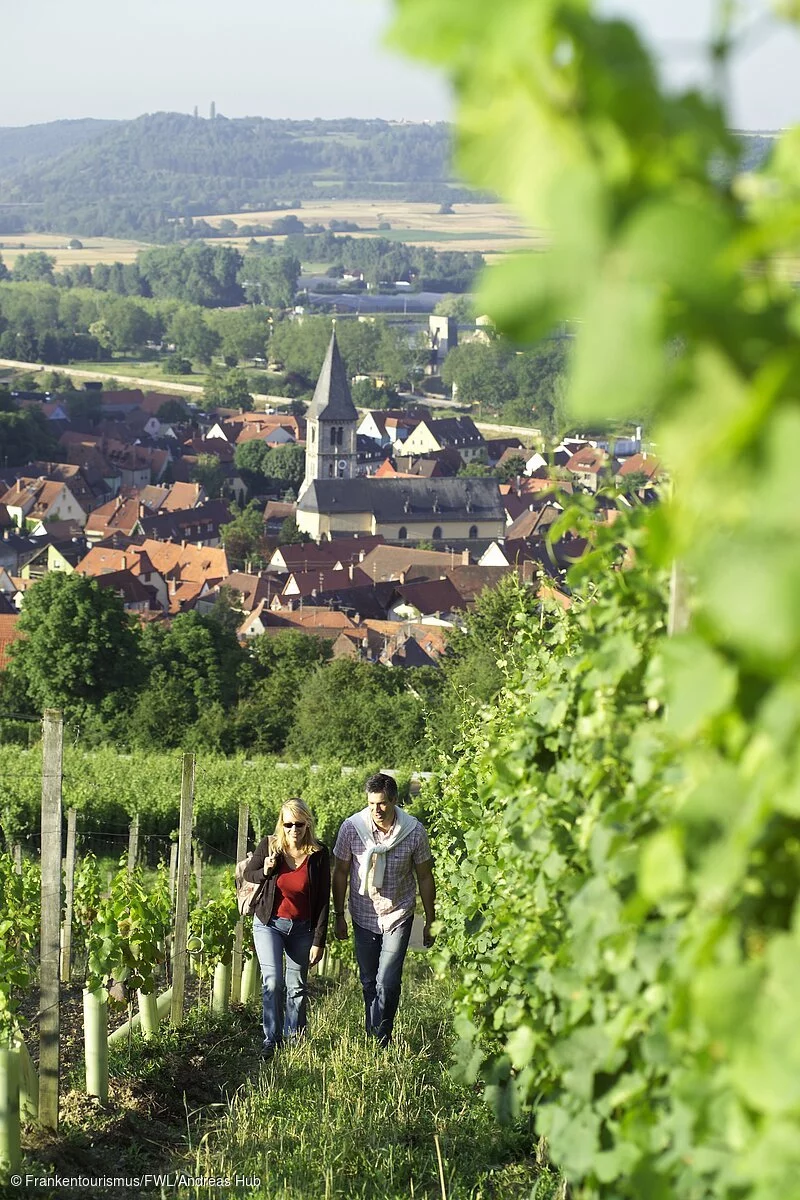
[{"left": 296, "top": 333, "right": 506, "bottom": 547}]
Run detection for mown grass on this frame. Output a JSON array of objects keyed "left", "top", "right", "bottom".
[{"left": 177, "top": 967, "right": 560, "bottom": 1200}]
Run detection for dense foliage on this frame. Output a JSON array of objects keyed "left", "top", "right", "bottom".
[{"left": 392, "top": 0, "right": 800, "bottom": 1196}]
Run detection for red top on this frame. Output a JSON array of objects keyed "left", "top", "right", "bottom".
[{"left": 273, "top": 857, "right": 311, "bottom": 920}]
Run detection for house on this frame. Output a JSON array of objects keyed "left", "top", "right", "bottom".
[
  {"left": 358, "top": 544, "right": 470, "bottom": 584},
  {"left": 396, "top": 415, "right": 486, "bottom": 463},
  {"left": 0, "top": 477, "right": 87, "bottom": 530},
  {"left": 356, "top": 411, "right": 423, "bottom": 448},
  {"left": 138, "top": 482, "right": 205, "bottom": 513},
  {"left": 264, "top": 500, "right": 296, "bottom": 538},
  {"left": 387, "top": 577, "right": 468, "bottom": 624},
  {"left": 267, "top": 534, "right": 384, "bottom": 575},
  {"left": 20, "top": 536, "right": 91, "bottom": 581},
  {"left": 84, "top": 497, "right": 144, "bottom": 543},
  {"left": 280, "top": 565, "right": 373, "bottom": 601},
  {"left": 91, "top": 569, "right": 157, "bottom": 613},
  {"left": 615, "top": 452, "right": 662, "bottom": 485},
  {"left": 564, "top": 445, "right": 612, "bottom": 492},
  {"left": 393, "top": 447, "right": 464, "bottom": 478},
  {"left": 138, "top": 499, "right": 231, "bottom": 547}
]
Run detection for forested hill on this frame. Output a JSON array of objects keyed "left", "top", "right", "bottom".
[
  {"left": 0, "top": 112, "right": 471, "bottom": 240},
  {"left": 0, "top": 117, "right": 117, "bottom": 175}
]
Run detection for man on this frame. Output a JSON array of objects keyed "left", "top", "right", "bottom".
[{"left": 332, "top": 772, "right": 435, "bottom": 1046}]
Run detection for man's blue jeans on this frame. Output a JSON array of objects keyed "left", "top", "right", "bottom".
[
  {"left": 353, "top": 916, "right": 413, "bottom": 1046},
  {"left": 252, "top": 916, "right": 314, "bottom": 1050}
]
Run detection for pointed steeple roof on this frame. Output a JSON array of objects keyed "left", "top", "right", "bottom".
[{"left": 307, "top": 332, "right": 358, "bottom": 422}]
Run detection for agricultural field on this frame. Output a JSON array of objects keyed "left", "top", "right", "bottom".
[
  {"left": 205, "top": 199, "right": 545, "bottom": 256},
  {"left": 0, "top": 233, "right": 150, "bottom": 269}
]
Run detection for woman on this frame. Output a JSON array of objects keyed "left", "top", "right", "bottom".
[{"left": 242, "top": 798, "right": 330, "bottom": 1059}]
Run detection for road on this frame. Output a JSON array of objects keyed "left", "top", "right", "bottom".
[{"left": 0, "top": 357, "right": 542, "bottom": 440}]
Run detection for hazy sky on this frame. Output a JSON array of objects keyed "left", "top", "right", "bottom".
[{"left": 1, "top": 0, "right": 797, "bottom": 130}]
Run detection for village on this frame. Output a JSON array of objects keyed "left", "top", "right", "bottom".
[{"left": 0, "top": 330, "right": 659, "bottom": 680}]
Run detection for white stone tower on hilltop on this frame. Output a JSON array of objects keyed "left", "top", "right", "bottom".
[{"left": 299, "top": 331, "right": 358, "bottom": 499}]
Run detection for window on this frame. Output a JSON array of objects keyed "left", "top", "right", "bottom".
[
  {"left": 469, "top": 525, "right": 478, "bottom": 539},
  {"left": 310, "top": 426, "right": 315, "bottom": 443},
  {"left": 330, "top": 426, "right": 344, "bottom": 448},
  {"left": 432, "top": 526, "right": 442, "bottom": 540},
  {"left": 328, "top": 463, "right": 334, "bottom": 477},
  {"left": 398, "top": 526, "right": 407, "bottom": 540}
]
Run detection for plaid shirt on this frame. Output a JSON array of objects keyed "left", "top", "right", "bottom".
[{"left": 333, "top": 813, "right": 432, "bottom": 934}]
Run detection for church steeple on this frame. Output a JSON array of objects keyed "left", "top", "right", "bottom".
[{"left": 300, "top": 332, "right": 359, "bottom": 498}]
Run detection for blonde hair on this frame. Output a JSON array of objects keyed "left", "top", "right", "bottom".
[{"left": 272, "top": 797, "right": 322, "bottom": 856}]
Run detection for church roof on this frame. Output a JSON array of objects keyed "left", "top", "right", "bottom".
[
  {"left": 306, "top": 333, "right": 358, "bottom": 422},
  {"left": 297, "top": 477, "right": 505, "bottom": 524}
]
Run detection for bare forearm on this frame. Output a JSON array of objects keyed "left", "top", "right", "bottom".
[
  {"left": 418, "top": 873, "right": 436, "bottom": 925},
  {"left": 332, "top": 869, "right": 348, "bottom": 914}
]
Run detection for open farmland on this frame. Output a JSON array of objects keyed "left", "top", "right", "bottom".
[
  {"left": 0, "top": 232, "right": 149, "bottom": 269},
  {"left": 205, "top": 199, "right": 546, "bottom": 256}
]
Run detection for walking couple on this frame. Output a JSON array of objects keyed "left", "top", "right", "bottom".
[{"left": 240, "top": 773, "right": 436, "bottom": 1058}]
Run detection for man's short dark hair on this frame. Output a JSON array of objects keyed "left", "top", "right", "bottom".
[{"left": 365, "top": 772, "right": 398, "bottom": 801}]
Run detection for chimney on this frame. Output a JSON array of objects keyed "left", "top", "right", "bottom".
[
  {"left": 139, "top": 503, "right": 145, "bottom": 519},
  {"left": 121, "top": 555, "right": 127, "bottom": 570},
  {"left": 462, "top": 549, "right": 470, "bottom": 565},
  {"left": 169, "top": 578, "right": 176, "bottom": 595},
  {"left": 348, "top": 563, "right": 354, "bottom": 581},
  {"left": 181, "top": 540, "right": 187, "bottom": 550}
]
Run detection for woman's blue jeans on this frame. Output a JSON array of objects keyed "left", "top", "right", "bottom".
[
  {"left": 352, "top": 916, "right": 413, "bottom": 1046},
  {"left": 252, "top": 916, "right": 313, "bottom": 1050}
]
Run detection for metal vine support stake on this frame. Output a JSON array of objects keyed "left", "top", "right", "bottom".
[
  {"left": 170, "top": 753, "right": 195, "bottom": 1028},
  {"left": 230, "top": 801, "right": 249, "bottom": 1006}
]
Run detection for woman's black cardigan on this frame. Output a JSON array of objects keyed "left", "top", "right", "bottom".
[{"left": 242, "top": 838, "right": 331, "bottom": 950}]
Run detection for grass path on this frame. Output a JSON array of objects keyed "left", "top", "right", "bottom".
[{"left": 175, "top": 968, "right": 558, "bottom": 1199}]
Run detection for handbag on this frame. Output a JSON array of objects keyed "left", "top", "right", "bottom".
[{"left": 235, "top": 841, "right": 274, "bottom": 917}]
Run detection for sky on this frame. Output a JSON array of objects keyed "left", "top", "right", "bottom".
[{"left": 1, "top": 0, "right": 798, "bottom": 131}]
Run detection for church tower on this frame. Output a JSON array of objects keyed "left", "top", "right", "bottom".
[{"left": 299, "top": 331, "right": 358, "bottom": 498}]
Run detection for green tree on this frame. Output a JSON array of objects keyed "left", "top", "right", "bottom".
[
  {"left": 220, "top": 501, "right": 267, "bottom": 568},
  {"left": 130, "top": 611, "right": 244, "bottom": 749},
  {"left": 433, "top": 293, "right": 475, "bottom": 322},
  {"left": 191, "top": 453, "right": 226, "bottom": 499},
  {"left": 203, "top": 366, "right": 254, "bottom": 411},
  {"left": 13, "top": 252, "right": 56, "bottom": 285},
  {"left": 168, "top": 307, "right": 220, "bottom": 364},
  {"left": 156, "top": 397, "right": 190, "bottom": 423},
  {"left": 441, "top": 339, "right": 517, "bottom": 409},
  {"left": 235, "top": 631, "right": 333, "bottom": 752},
  {"left": 278, "top": 516, "right": 311, "bottom": 545},
  {"left": 6, "top": 573, "right": 142, "bottom": 723},
  {"left": 495, "top": 452, "right": 528, "bottom": 483},
  {"left": 287, "top": 658, "right": 430, "bottom": 765}
]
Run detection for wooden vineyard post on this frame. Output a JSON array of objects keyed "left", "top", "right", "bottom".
[
  {"left": 60, "top": 808, "right": 77, "bottom": 984},
  {"left": 127, "top": 813, "right": 140, "bottom": 876},
  {"left": 230, "top": 802, "right": 249, "bottom": 1005},
  {"left": 170, "top": 754, "right": 195, "bottom": 1028},
  {"left": 39, "top": 708, "right": 63, "bottom": 1131},
  {"left": 12, "top": 844, "right": 21, "bottom": 874}
]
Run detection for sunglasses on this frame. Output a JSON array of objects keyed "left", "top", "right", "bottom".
[{"left": 283, "top": 821, "right": 307, "bottom": 830}]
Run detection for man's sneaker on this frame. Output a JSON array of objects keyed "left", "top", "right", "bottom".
[{"left": 261, "top": 1043, "right": 277, "bottom": 1062}]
